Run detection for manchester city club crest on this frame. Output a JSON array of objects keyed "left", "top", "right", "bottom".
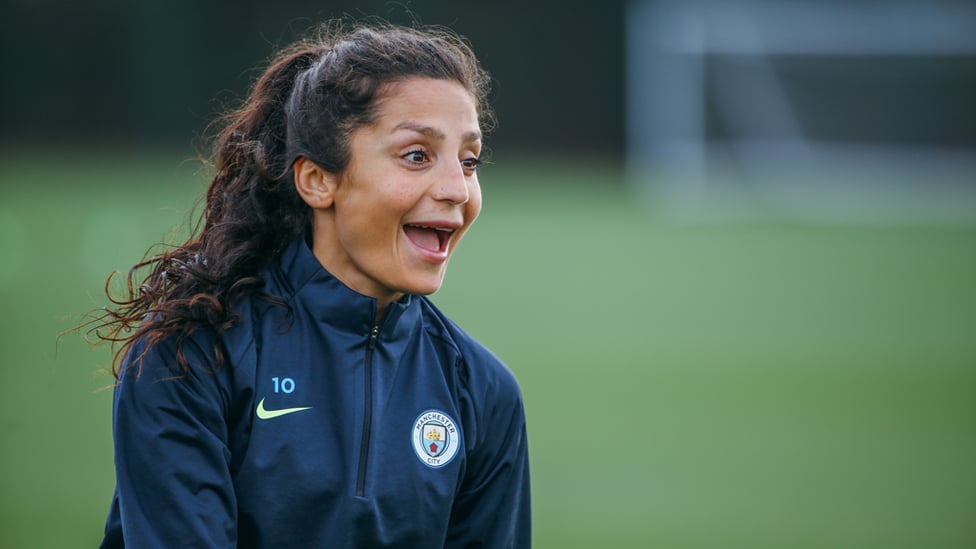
[{"left": 412, "top": 410, "right": 461, "bottom": 468}]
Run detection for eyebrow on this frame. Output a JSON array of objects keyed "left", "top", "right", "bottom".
[{"left": 392, "top": 121, "right": 481, "bottom": 143}]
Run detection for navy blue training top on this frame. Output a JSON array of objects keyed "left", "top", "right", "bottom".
[{"left": 100, "top": 236, "right": 531, "bottom": 548}]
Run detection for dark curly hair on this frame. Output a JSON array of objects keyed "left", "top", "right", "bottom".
[{"left": 86, "top": 21, "right": 493, "bottom": 379}]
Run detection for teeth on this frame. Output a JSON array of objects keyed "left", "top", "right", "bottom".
[{"left": 407, "top": 224, "right": 454, "bottom": 233}]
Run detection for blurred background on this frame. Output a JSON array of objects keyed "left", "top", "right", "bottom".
[{"left": 1, "top": 0, "right": 974, "bottom": 547}]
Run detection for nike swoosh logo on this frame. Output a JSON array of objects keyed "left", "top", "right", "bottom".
[{"left": 255, "top": 397, "right": 312, "bottom": 420}]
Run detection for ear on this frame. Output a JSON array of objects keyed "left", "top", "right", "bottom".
[{"left": 293, "top": 156, "right": 338, "bottom": 209}]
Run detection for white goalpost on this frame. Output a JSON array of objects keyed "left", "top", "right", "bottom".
[{"left": 626, "top": 0, "right": 976, "bottom": 223}]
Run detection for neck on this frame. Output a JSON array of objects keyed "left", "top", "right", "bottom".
[
  {"left": 375, "top": 300, "right": 388, "bottom": 324},
  {"left": 374, "top": 292, "right": 406, "bottom": 324}
]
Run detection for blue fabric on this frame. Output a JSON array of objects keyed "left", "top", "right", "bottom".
[{"left": 100, "top": 237, "right": 530, "bottom": 548}]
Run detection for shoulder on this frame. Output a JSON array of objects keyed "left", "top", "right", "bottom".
[
  {"left": 417, "top": 297, "right": 523, "bottom": 405},
  {"left": 119, "top": 292, "right": 267, "bottom": 389},
  {"left": 115, "top": 297, "right": 268, "bottom": 430}
]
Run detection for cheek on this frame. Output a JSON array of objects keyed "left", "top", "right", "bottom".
[
  {"left": 466, "top": 184, "right": 483, "bottom": 222},
  {"left": 374, "top": 183, "right": 418, "bottom": 216}
]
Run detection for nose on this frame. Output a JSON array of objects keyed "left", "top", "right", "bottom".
[{"left": 431, "top": 160, "right": 470, "bottom": 205}]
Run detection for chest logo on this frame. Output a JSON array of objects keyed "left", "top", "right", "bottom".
[
  {"left": 255, "top": 398, "right": 312, "bottom": 420},
  {"left": 412, "top": 410, "right": 461, "bottom": 468}
]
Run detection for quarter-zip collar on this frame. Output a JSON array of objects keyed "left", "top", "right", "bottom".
[{"left": 273, "top": 236, "right": 420, "bottom": 340}]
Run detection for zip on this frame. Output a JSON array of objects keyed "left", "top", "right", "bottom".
[{"left": 356, "top": 324, "right": 380, "bottom": 497}]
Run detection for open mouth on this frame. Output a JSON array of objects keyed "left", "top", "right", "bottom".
[{"left": 403, "top": 224, "right": 454, "bottom": 253}]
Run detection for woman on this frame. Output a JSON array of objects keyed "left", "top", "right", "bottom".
[{"left": 94, "top": 22, "right": 530, "bottom": 548}]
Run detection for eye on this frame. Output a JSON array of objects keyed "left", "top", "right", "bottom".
[
  {"left": 461, "top": 156, "right": 480, "bottom": 172},
  {"left": 403, "top": 149, "right": 429, "bottom": 164}
]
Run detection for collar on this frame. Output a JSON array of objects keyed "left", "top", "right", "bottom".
[{"left": 273, "top": 236, "right": 420, "bottom": 339}]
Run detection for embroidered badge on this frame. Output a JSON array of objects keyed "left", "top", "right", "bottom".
[{"left": 412, "top": 410, "right": 461, "bottom": 468}]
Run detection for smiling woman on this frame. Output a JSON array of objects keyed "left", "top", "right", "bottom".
[
  {"left": 85, "top": 21, "right": 529, "bottom": 549},
  {"left": 293, "top": 77, "right": 483, "bottom": 306}
]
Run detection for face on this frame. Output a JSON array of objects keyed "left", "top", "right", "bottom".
[{"left": 300, "top": 77, "right": 483, "bottom": 308}]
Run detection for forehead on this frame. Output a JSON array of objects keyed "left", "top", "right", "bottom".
[{"left": 372, "top": 77, "right": 480, "bottom": 135}]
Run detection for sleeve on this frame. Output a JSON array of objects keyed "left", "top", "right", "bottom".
[
  {"left": 446, "top": 360, "right": 531, "bottom": 549},
  {"left": 100, "top": 334, "right": 237, "bottom": 548}
]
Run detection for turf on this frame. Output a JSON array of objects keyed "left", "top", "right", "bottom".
[{"left": 1, "top": 151, "right": 974, "bottom": 547}]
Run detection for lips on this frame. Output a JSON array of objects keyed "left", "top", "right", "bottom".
[{"left": 403, "top": 224, "right": 454, "bottom": 253}]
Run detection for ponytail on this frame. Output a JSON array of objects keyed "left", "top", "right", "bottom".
[
  {"left": 89, "top": 45, "right": 324, "bottom": 380},
  {"left": 203, "top": 44, "right": 325, "bottom": 271}
]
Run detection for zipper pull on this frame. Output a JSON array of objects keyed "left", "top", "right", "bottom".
[{"left": 368, "top": 325, "right": 379, "bottom": 350}]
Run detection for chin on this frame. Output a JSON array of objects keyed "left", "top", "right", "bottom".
[
  {"left": 409, "top": 282, "right": 444, "bottom": 296},
  {"left": 401, "top": 274, "right": 446, "bottom": 296}
]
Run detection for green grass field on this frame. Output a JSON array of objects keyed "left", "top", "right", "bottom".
[{"left": 1, "top": 151, "right": 974, "bottom": 547}]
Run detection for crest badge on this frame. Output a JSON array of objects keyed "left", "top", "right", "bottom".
[{"left": 412, "top": 410, "right": 461, "bottom": 468}]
